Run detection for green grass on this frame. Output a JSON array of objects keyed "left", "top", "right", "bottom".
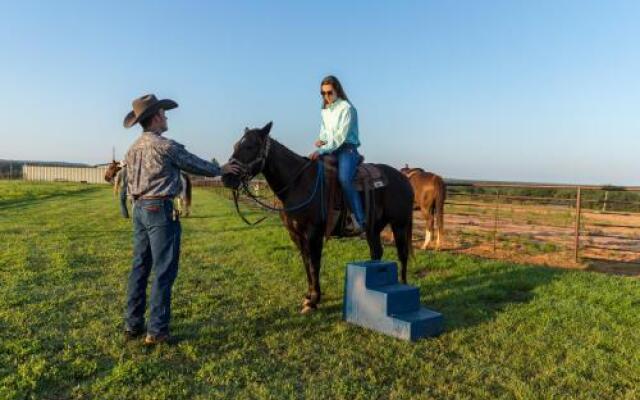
[{"left": 1, "top": 181, "right": 639, "bottom": 399}]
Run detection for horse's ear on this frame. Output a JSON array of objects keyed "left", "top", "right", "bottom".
[{"left": 261, "top": 121, "right": 273, "bottom": 136}]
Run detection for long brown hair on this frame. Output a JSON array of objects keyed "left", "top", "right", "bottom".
[{"left": 321, "top": 75, "right": 349, "bottom": 107}]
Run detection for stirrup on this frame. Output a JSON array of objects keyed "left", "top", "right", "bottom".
[{"left": 344, "top": 214, "right": 365, "bottom": 236}]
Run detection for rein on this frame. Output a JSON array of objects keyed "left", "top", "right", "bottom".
[
  {"left": 241, "top": 162, "right": 325, "bottom": 214},
  {"left": 230, "top": 137, "right": 325, "bottom": 225},
  {"left": 232, "top": 189, "right": 268, "bottom": 226}
]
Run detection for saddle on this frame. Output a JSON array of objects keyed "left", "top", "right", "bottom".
[{"left": 322, "top": 155, "right": 388, "bottom": 238}]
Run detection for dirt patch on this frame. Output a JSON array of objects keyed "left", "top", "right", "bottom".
[{"left": 382, "top": 204, "right": 640, "bottom": 276}]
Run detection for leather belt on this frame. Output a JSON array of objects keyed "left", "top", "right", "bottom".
[{"left": 132, "top": 195, "right": 172, "bottom": 201}]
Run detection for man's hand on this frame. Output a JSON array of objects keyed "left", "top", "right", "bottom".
[
  {"left": 221, "top": 162, "right": 242, "bottom": 175},
  {"left": 309, "top": 151, "right": 320, "bottom": 161},
  {"left": 314, "top": 140, "right": 326, "bottom": 148}
]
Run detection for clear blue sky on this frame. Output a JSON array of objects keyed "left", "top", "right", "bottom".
[{"left": 1, "top": 1, "right": 638, "bottom": 184}]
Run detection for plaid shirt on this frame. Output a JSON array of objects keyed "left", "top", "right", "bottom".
[{"left": 125, "top": 132, "right": 220, "bottom": 197}]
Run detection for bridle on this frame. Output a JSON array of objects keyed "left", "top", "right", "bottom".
[
  {"left": 227, "top": 134, "right": 324, "bottom": 225},
  {"left": 228, "top": 134, "right": 272, "bottom": 185}
]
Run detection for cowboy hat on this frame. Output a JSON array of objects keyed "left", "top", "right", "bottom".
[{"left": 123, "top": 94, "right": 178, "bottom": 128}]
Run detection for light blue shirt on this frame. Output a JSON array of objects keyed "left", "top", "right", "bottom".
[{"left": 317, "top": 98, "right": 360, "bottom": 154}]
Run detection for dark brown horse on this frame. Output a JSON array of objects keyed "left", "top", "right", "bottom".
[
  {"left": 222, "top": 122, "right": 415, "bottom": 313},
  {"left": 400, "top": 165, "right": 446, "bottom": 250}
]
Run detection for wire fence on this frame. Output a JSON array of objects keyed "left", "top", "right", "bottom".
[
  {"left": 442, "top": 182, "right": 640, "bottom": 265},
  {"left": 193, "top": 178, "right": 640, "bottom": 267}
]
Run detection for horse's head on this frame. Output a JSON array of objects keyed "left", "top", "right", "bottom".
[
  {"left": 104, "top": 160, "right": 122, "bottom": 183},
  {"left": 222, "top": 121, "right": 273, "bottom": 189}
]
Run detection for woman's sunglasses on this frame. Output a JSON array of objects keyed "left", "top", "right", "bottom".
[{"left": 321, "top": 90, "right": 334, "bottom": 97}]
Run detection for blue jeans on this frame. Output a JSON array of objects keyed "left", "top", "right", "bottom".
[
  {"left": 125, "top": 198, "right": 181, "bottom": 336},
  {"left": 334, "top": 145, "right": 365, "bottom": 227}
]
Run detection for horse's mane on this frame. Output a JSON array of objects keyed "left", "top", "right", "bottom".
[
  {"left": 269, "top": 138, "right": 307, "bottom": 164},
  {"left": 403, "top": 167, "right": 425, "bottom": 178}
]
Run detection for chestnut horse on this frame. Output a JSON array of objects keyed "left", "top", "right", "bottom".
[
  {"left": 222, "top": 122, "right": 415, "bottom": 313},
  {"left": 104, "top": 160, "right": 121, "bottom": 193},
  {"left": 400, "top": 165, "right": 446, "bottom": 250}
]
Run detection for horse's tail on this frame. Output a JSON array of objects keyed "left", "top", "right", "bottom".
[
  {"left": 184, "top": 174, "right": 192, "bottom": 208},
  {"left": 405, "top": 174, "right": 415, "bottom": 262},
  {"left": 182, "top": 174, "right": 193, "bottom": 217},
  {"left": 435, "top": 178, "right": 446, "bottom": 246},
  {"left": 407, "top": 208, "right": 415, "bottom": 261}
]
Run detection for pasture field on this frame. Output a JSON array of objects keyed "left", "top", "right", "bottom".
[{"left": 1, "top": 181, "right": 640, "bottom": 399}]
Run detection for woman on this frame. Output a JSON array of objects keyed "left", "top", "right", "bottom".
[{"left": 309, "top": 75, "right": 365, "bottom": 231}]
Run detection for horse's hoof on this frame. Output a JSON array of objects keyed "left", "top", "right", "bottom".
[
  {"left": 300, "top": 305, "right": 316, "bottom": 314},
  {"left": 302, "top": 298, "right": 313, "bottom": 307}
]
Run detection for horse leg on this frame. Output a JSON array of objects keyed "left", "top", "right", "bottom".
[
  {"left": 366, "top": 219, "right": 387, "bottom": 261},
  {"left": 435, "top": 213, "right": 442, "bottom": 250},
  {"left": 285, "top": 224, "right": 313, "bottom": 307},
  {"left": 428, "top": 206, "right": 436, "bottom": 249},
  {"left": 421, "top": 205, "right": 433, "bottom": 250},
  {"left": 302, "top": 226, "right": 324, "bottom": 313},
  {"left": 184, "top": 199, "right": 190, "bottom": 217},
  {"left": 391, "top": 221, "right": 410, "bottom": 284},
  {"left": 177, "top": 197, "right": 184, "bottom": 216}
]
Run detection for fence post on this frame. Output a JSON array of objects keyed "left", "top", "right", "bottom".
[
  {"left": 574, "top": 186, "right": 582, "bottom": 262},
  {"left": 493, "top": 189, "right": 500, "bottom": 253},
  {"left": 602, "top": 191, "right": 608, "bottom": 212}
]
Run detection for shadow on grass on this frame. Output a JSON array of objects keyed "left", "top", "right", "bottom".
[
  {"left": 417, "top": 260, "right": 564, "bottom": 332},
  {"left": 583, "top": 258, "right": 640, "bottom": 277},
  {"left": 186, "top": 222, "right": 284, "bottom": 235},
  {"left": 238, "top": 266, "right": 561, "bottom": 339},
  {"left": 0, "top": 186, "right": 101, "bottom": 210},
  {"left": 182, "top": 213, "right": 231, "bottom": 219}
]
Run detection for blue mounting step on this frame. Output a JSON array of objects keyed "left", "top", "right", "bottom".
[{"left": 343, "top": 260, "right": 443, "bottom": 341}]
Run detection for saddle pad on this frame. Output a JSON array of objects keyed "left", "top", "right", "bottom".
[
  {"left": 354, "top": 164, "right": 387, "bottom": 191},
  {"left": 322, "top": 156, "right": 388, "bottom": 191}
]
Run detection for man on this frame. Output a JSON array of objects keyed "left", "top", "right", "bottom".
[{"left": 122, "top": 94, "right": 238, "bottom": 345}]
